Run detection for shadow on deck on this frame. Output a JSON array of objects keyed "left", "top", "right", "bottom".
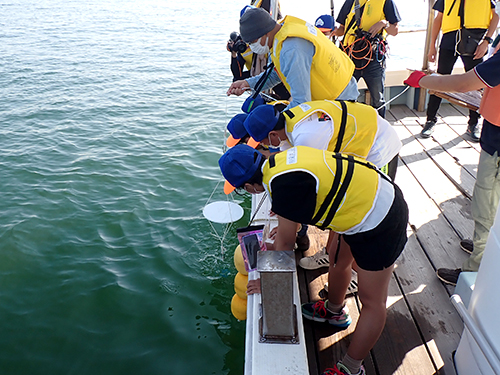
[{"left": 299, "top": 103, "right": 479, "bottom": 375}]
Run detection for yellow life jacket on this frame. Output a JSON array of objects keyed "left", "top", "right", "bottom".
[
  {"left": 262, "top": 146, "right": 379, "bottom": 232},
  {"left": 441, "top": 0, "right": 492, "bottom": 34},
  {"left": 271, "top": 16, "right": 355, "bottom": 101},
  {"left": 283, "top": 100, "right": 377, "bottom": 158},
  {"left": 241, "top": 47, "right": 253, "bottom": 71},
  {"left": 342, "top": 0, "right": 387, "bottom": 46},
  {"left": 480, "top": 85, "right": 500, "bottom": 126}
]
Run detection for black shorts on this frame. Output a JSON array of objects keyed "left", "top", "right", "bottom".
[{"left": 343, "top": 183, "right": 409, "bottom": 271}]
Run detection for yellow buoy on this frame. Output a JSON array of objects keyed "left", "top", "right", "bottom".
[
  {"left": 231, "top": 294, "right": 247, "bottom": 321},
  {"left": 233, "top": 245, "right": 248, "bottom": 275},
  {"left": 234, "top": 272, "right": 248, "bottom": 300}
]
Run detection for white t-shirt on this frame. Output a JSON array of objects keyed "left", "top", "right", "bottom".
[
  {"left": 283, "top": 111, "right": 401, "bottom": 168},
  {"left": 278, "top": 109, "right": 401, "bottom": 234}
]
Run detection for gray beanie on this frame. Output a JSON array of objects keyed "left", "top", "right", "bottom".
[{"left": 240, "top": 8, "right": 277, "bottom": 43}]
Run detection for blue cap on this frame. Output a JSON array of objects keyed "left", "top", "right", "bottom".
[
  {"left": 244, "top": 104, "right": 279, "bottom": 142},
  {"left": 241, "top": 94, "right": 266, "bottom": 113},
  {"left": 315, "top": 15, "right": 334, "bottom": 32},
  {"left": 219, "top": 144, "right": 264, "bottom": 188},
  {"left": 240, "top": 5, "right": 255, "bottom": 18},
  {"left": 227, "top": 114, "right": 249, "bottom": 140}
]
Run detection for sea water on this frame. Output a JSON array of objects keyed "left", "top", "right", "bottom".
[{"left": 0, "top": 0, "right": 427, "bottom": 374}]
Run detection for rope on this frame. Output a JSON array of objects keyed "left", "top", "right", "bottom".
[
  {"left": 376, "top": 85, "right": 411, "bottom": 111},
  {"left": 341, "top": 37, "right": 373, "bottom": 70},
  {"left": 341, "top": 34, "right": 388, "bottom": 70},
  {"left": 248, "top": 192, "right": 267, "bottom": 226}
]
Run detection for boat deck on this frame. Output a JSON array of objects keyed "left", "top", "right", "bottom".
[{"left": 298, "top": 103, "right": 480, "bottom": 375}]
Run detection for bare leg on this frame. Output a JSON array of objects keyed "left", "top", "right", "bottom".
[
  {"left": 327, "top": 233, "right": 354, "bottom": 305},
  {"left": 325, "top": 230, "right": 336, "bottom": 253},
  {"left": 346, "top": 265, "right": 394, "bottom": 360}
]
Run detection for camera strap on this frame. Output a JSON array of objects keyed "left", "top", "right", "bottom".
[
  {"left": 252, "top": 62, "right": 275, "bottom": 99},
  {"left": 354, "top": 0, "right": 362, "bottom": 28},
  {"left": 345, "top": 0, "right": 365, "bottom": 40}
]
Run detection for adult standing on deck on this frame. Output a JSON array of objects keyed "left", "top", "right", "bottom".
[
  {"left": 219, "top": 145, "right": 409, "bottom": 375},
  {"left": 334, "top": 0, "right": 401, "bottom": 118},
  {"left": 419, "top": 0, "right": 498, "bottom": 141},
  {"left": 404, "top": 42, "right": 500, "bottom": 285},
  {"left": 226, "top": 8, "right": 359, "bottom": 110}
]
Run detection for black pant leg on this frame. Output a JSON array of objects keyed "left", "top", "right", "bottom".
[
  {"left": 461, "top": 55, "right": 484, "bottom": 126},
  {"left": 426, "top": 48, "right": 459, "bottom": 122}
]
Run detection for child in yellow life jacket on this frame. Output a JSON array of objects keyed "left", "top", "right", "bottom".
[{"left": 219, "top": 144, "right": 409, "bottom": 375}]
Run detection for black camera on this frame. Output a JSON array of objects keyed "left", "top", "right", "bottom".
[{"left": 228, "top": 31, "right": 248, "bottom": 54}]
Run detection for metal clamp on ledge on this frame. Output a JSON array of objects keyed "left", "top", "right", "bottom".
[{"left": 257, "top": 250, "right": 299, "bottom": 344}]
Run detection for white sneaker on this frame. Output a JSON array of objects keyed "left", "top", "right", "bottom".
[
  {"left": 323, "top": 270, "right": 359, "bottom": 295},
  {"left": 299, "top": 247, "right": 329, "bottom": 270}
]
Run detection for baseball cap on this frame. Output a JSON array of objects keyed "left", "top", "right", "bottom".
[
  {"left": 315, "top": 15, "right": 334, "bottom": 32},
  {"left": 241, "top": 94, "right": 266, "bottom": 114},
  {"left": 244, "top": 104, "right": 280, "bottom": 142},
  {"left": 219, "top": 144, "right": 264, "bottom": 192},
  {"left": 240, "top": 8, "right": 277, "bottom": 43},
  {"left": 226, "top": 113, "right": 260, "bottom": 148}
]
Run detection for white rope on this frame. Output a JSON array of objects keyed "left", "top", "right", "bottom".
[
  {"left": 376, "top": 85, "right": 411, "bottom": 110},
  {"left": 201, "top": 93, "right": 247, "bottom": 260}
]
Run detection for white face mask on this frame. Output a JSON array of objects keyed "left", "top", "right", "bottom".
[
  {"left": 249, "top": 36, "right": 270, "bottom": 55},
  {"left": 268, "top": 134, "right": 287, "bottom": 149},
  {"left": 277, "top": 137, "right": 288, "bottom": 149}
]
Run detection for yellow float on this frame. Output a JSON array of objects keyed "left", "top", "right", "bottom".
[
  {"left": 231, "top": 293, "right": 247, "bottom": 321},
  {"left": 233, "top": 244, "right": 248, "bottom": 275},
  {"left": 234, "top": 272, "right": 248, "bottom": 300}
]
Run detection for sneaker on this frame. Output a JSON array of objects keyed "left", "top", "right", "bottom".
[
  {"left": 460, "top": 239, "right": 473, "bottom": 254},
  {"left": 295, "top": 233, "right": 310, "bottom": 251},
  {"left": 436, "top": 268, "right": 462, "bottom": 286},
  {"left": 299, "top": 247, "right": 329, "bottom": 270},
  {"left": 322, "top": 362, "right": 366, "bottom": 375},
  {"left": 421, "top": 120, "right": 436, "bottom": 138},
  {"left": 301, "top": 300, "right": 352, "bottom": 328},
  {"left": 466, "top": 124, "right": 480, "bottom": 142}
]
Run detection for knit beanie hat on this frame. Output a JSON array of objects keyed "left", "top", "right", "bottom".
[{"left": 240, "top": 8, "right": 277, "bottom": 43}]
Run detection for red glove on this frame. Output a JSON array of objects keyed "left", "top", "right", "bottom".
[{"left": 404, "top": 70, "right": 426, "bottom": 88}]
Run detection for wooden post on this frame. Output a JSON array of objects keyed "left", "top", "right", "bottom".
[{"left": 418, "top": 0, "right": 436, "bottom": 112}]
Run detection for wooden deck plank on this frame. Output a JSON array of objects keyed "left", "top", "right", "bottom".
[
  {"left": 391, "top": 105, "right": 480, "bottom": 181},
  {"left": 392, "top": 163, "right": 468, "bottom": 374},
  {"left": 437, "top": 104, "right": 482, "bottom": 153},
  {"left": 391, "top": 114, "right": 474, "bottom": 242},
  {"left": 370, "top": 271, "right": 436, "bottom": 375},
  {"left": 393, "top": 232, "right": 464, "bottom": 375},
  {"left": 391, "top": 106, "right": 477, "bottom": 199}
]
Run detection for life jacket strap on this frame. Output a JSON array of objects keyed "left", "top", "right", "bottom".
[
  {"left": 320, "top": 154, "right": 355, "bottom": 229},
  {"left": 334, "top": 101, "right": 348, "bottom": 153},
  {"left": 311, "top": 155, "right": 344, "bottom": 227}
]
